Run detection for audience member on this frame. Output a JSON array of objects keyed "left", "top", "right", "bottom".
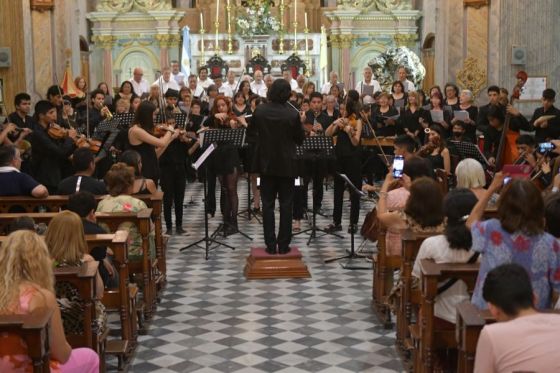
[
  {"left": 57, "top": 147, "right": 107, "bottom": 195},
  {"left": 0, "top": 144, "right": 48, "bottom": 197}
]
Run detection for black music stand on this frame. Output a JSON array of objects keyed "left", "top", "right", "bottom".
[
  {"left": 449, "top": 140, "right": 490, "bottom": 166},
  {"left": 180, "top": 143, "right": 235, "bottom": 259},
  {"left": 114, "top": 112, "right": 135, "bottom": 129},
  {"left": 324, "top": 173, "right": 372, "bottom": 269},
  {"left": 200, "top": 128, "right": 253, "bottom": 241},
  {"left": 237, "top": 158, "right": 262, "bottom": 224},
  {"left": 293, "top": 136, "right": 342, "bottom": 245}
]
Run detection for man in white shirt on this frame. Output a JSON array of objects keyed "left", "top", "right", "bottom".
[
  {"left": 213, "top": 74, "right": 233, "bottom": 97},
  {"left": 198, "top": 66, "right": 213, "bottom": 89},
  {"left": 474, "top": 264, "right": 560, "bottom": 373},
  {"left": 250, "top": 70, "right": 266, "bottom": 97},
  {"left": 224, "top": 70, "right": 238, "bottom": 94},
  {"left": 282, "top": 69, "right": 299, "bottom": 91},
  {"left": 397, "top": 66, "right": 415, "bottom": 93},
  {"left": 129, "top": 67, "right": 149, "bottom": 97},
  {"left": 355, "top": 66, "right": 381, "bottom": 98},
  {"left": 295, "top": 74, "right": 306, "bottom": 94},
  {"left": 170, "top": 60, "right": 185, "bottom": 87},
  {"left": 321, "top": 71, "right": 345, "bottom": 95},
  {"left": 187, "top": 74, "right": 205, "bottom": 98},
  {"left": 152, "top": 66, "right": 180, "bottom": 94},
  {"left": 259, "top": 74, "right": 274, "bottom": 98}
]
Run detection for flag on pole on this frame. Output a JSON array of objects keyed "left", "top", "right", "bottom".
[
  {"left": 181, "top": 26, "right": 192, "bottom": 77},
  {"left": 60, "top": 61, "right": 80, "bottom": 98},
  {"left": 319, "top": 26, "right": 328, "bottom": 85}
]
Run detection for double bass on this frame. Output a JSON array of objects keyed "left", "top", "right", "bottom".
[{"left": 494, "top": 70, "right": 528, "bottom": 171}]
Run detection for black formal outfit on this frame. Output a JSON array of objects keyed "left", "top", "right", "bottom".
[
  {"left": 250, "top": 102, "right": 305, "bottom": 253},
  {"left": 397, "top": 107, "right": 424, "bottom": 139},
  {"left": 57, "top": 175, "right": 107, "bottom": 195},
  {"left": 303, "top": 110, "right": 332, "bottom": 212},
  {"left": 372, "top": 106, "right": 399, "bottom": 137},
  {"left": 454, "top": 105, "right": 479, "bottom": 143},
  {"left": 159, "top": 136, "right": 190, "bottom": 231},
  {"left": 421, "top": 107, "right": 453, "bottom": 137},
  {"left": 476, "top": 103, "right": 493, "bottom": 134},
  {"left": 5, "top": 112, "right": 37, "bottom": 174},
  {"left": 331, "top": 115, "right": 361, "bottom": 228},
  {"left": 530, "top": 105, "right": 560, "bottom": 142},
  {"left": 76, "top": 106, "right": 104, "bottom": 137},
  {"left": 128, "top": 132, "right": 160, "bottom": 186},
  {"left": 30, "top": 124, "right": 76, "bottom": 193},
  {"left": 207, "top": 116, "right": 242, "bottom": 232},
  {"left": 482, "top": 112, "right": 532, "bottom": 160}
]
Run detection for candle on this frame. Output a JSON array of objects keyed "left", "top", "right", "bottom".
[
  {"left": 216, "top": 0, "right": 220, "bottom": 20},
  {"left": 200, "top": 12, "right": 204, "bottom": 30},
  {"left": 227, "top": 0, "right": 231, "bottom": 34},
  {"left": 294, "top": 0, "right": 297, "bottom": 18},
  {"left": 305, "top": 11, "right": 308, "bottom": 29}
]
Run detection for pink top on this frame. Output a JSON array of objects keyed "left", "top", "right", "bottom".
[
  {"left": 474, "top": 313, "right": 560, "bottom": 373},
  {"left": 0, "top": 287, "right": 61, "bottom": 373},
  {"left": 385, "top": 187, "right": 409, "bottom": 256}
]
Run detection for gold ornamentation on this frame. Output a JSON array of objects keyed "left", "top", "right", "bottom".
[
  {"left": 393, "top": 33, "right": 416, "bottom": 47},
  {"left": 154, "top": 34, "right": 181, "bottom": 48},
  {"left": 97, "top": 0, "right": 172, "bottom": 13},
  {"left": 336, "top": 0, "right": 411, "bottom": 12},
  {"left": 92, "top": 35, "right": 117, "bottom": 48},
  {"left": 456, "top": 57, "right": 487, "bottom": 97}
]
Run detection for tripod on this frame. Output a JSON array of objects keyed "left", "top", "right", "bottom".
[
  {"left": 292, "top": 136, "right": 341, "bottom": 245},
  {"left": 180, "top": 143, "right": 235, "bottom": 259},
  {"left": 324, "top": 173, "right": 372, "bottom": 269}
]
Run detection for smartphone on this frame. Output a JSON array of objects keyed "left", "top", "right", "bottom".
[
  {"left": 503, "top": 176, "right": 512, "bottom": 185},
  {"left": 538, "top": 142, "right": 555, "bottom": 153},
  {"left": 392, "top": 155, "right": 404, "bottom": 178}
]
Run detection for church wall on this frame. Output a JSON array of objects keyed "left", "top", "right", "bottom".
[{"left": 0, "top": 1, "right": 27, "bottom": 113}]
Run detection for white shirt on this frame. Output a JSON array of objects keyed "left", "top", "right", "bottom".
[
  {"left": 321, "top": 82, "right": 345, "bottom": 95},
  {"left": 224, "top": 81, "right": 238, "bottom": 94},
  {"left": 355, "top": 79, "right": 381, "bottom": 96},
  {"left": 258, "top": 86, "right": 269, "bottom": 98},
  {"left": 129, "top": 78, "right": 149, "bottom": 97},
  {"left": 402, "top": 79, "right": 415, "bottom": 92},
  {"left": 172, "top": 72, "right": 185, "bottom": 86},
  {"left": 217, "top": 85, "right": 233, "bottom": 98},
  {"left": 191, "top": 85, "right": 205, "bottom": 98},
  {"left": 412, "top": 235, "right": 476, "bottom": 324},
  {"left": 287, "top": 79, "right": 299, "bottom": 91},
  {"left": 152, "top": 77, "right": 179, "bottom": 94},
  {"left": 198, "top": 78, "right": 214, "bottom": 89},
  {"left": 250, "top": 81, "right": 266, "bottom": 96}
]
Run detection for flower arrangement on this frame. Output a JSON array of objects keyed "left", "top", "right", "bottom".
[{"left": 237, "top": 0, "right": 280, "bottom": 36}]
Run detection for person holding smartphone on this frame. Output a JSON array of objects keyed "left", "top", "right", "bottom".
[{"left": 325, "top": 92, "right": 363, "bottom": 234}]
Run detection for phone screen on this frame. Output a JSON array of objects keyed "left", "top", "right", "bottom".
[
  {"left": 538, "top": 142, "right": 555, "bottom": 153},
  {"left": 503, "top": 176, "right": 512, "bottom": 185},
  {"left": 392, "top": 155, "right": 404, "bottom": 178}
]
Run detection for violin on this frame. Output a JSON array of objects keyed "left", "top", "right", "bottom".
[{"left": 47, "top": 123, "right": 102, "bottom": 152}]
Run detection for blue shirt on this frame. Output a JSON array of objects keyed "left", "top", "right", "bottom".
[
  {"left": 0, "top": 169, "right": 40, "bottom": 196},
  {"left": 471, "top": 219, "right": 560, "bottom": 310}
]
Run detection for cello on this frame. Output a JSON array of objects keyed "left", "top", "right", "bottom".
[{"left": 494, "top": 71, "right": 528, "bottom": 171}]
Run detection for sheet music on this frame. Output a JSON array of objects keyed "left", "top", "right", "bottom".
[
  {"left": 453, "top": 110, "right": 470, "bottom": 121},
  {"left": 192, "top": 143, "right": 216, "bottom": 170},
  {"left": 430, "top": 110, "right": 444, "bottom": 123}
]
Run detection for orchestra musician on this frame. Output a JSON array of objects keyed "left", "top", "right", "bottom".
[
  {"left": 30, "top": 100, "right": 78, "bottom": 194},
  {"left": 207, "top": 95, "right": 245, "bottom": 236},
  {"left": 325, "top": 93, "right": 363, "bottom": 234},
  {"left": 418, "top": 124, "right": 451, "bottom": 175},
  {"left": 530, "top": 88, "right": 560, "bottom": 142},
  {"left": 76, "top": 89, "right": 111, "bottom": 137},
  {"left": 127, "top": 101, "right": 180, "bottom": 186}
]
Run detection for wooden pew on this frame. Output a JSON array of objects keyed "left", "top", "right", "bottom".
[
  {"left": 455, "top": 302, "right": 491, "bottom": 373},
  {"left": 371, "top": 224, "right": 400, "bottom": 328},
  {"left": 415, "top": 259, "right": 480, "bottom": 373},
  {"left": 53, "top": 261, "right": 107, "bottom": 372},
  {"left": 0, "top": 192, "right": 167, "bottom": 287},
  {"left": 0, "top": 210, "right": 156, "bottom": 320},
  {"left": 396, "top": 230, "right": 439, "bottom": 357},
  {"left": 0, "top": 307, "right": 54, "bottom": 373}
]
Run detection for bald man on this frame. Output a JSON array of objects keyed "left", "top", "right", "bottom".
[{"left": 129, "top": 67, "right": 149, "bottom": 97}]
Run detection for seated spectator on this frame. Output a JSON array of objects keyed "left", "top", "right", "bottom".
[
  {"left": 474, "top": 264, "right": 560, "bottom": 373},
  {"left": 466, "top": 174, "right": 560, "bottom": 310},
  {"left": 412, "top": 188, "right": 479, "bottom": 324},
  {"left": 377, "top": 174, "right": 445, "bottom": 256},
  {"left": 0, "top": 144, "right": 48, "bottom": 197},
  {"left": 67, "top": 191, "right": 119, "bottom": 289},
  {"left": 5, "top": 216, "right": 41, "bottom": 235},
  {"left": 96, "top": 163, "right": 155, "bottom": 261},
  {"left": 119, "top": 150, "right": 157, "bottom": 195},
  {"left": 57, "top": 147, "right": 107, "bottom": 195},
  {"left": 455, "top": 158, "right": 496, "bottom": 202},
  {"left": 0, "top": 230, "right": 99, "bottom": 373},
  {"left": 45, "top": 211, "right": 107, "bottom": 335}
]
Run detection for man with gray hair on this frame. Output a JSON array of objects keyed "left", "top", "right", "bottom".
[
  {"left": 355, "top": 66, "right": 381, "bottom": 98},
  {"left": 397, "top": 66, "right": 415, "bottom": 92},
  {"left": 259, "top": 74, "right": 274, "bottom": 98},
  {"left": 250, "top": 70, "right": 266, "bottom": 97},
  {"left": 170, "top": 60, "right": 185, "bottom": 86},
  {"left": 152, "top": 66, "right": 180, "bottom": 94},
  {"left": 129, "top": 67, "right": 149, "bottom": 97},
  {"left": 321, "top": 71, "right": 345, "bottom": 95}
]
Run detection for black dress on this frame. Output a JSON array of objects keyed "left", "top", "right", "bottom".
[
  {"left": 397, "top": 107, "right": 424, "bottom": 138},
  {"left": 129, "top": 139, "right": 159, "bottom": 184},
  {"left": 207, "top": 116, "right": 242, "bottom": 175},
  {"left": 372, "top": 106, "right": 399, "bottom": 137}
]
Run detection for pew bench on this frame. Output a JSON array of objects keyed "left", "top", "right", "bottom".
[{"left": 0, "top": 307, "right": 54, "bottom": 373}]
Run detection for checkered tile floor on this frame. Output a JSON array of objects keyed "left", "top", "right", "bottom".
[{"left": 110, "top": 179, "right": 403, "bottom": 372}]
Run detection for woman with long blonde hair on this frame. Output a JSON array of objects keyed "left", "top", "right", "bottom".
[{"left": 0, "top": 231, "right": 99, "bottom": 372}]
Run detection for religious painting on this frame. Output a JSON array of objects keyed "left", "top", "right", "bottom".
[{"left": 31, "top": 0, "right": 54, "bottom": 11}]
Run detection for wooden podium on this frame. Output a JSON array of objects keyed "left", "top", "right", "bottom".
[{"left": 244, "top": 247, "right": 311, "bottom": 279}]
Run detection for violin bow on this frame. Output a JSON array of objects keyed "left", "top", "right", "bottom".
[{"left": 361, "top": 109, "right": 390, "bottom": 166}]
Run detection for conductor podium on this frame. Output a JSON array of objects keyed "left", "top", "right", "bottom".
[{"left": 244, "top": 247, "right": 311, "bottom": 279}]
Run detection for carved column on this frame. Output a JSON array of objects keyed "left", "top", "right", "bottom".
[
  {"left": 339, "top": 35, "right": 355, "bottom": 89},
  {"left": 92, "top": 35, "right": 116, "bottom": 88}
]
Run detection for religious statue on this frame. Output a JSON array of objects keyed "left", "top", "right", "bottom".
[
  {"left": 97, "top": 0, "right": 172, "bottom": 12},
  {"left": 336, "top": 0, "right": 411, "bottom": 12}
]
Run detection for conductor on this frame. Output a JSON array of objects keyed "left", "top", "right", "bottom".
[{"left": 250, "top": 79, "right": 305, "bottom": 255}]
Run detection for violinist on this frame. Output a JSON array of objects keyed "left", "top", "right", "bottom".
[
  {"left": 324, "top": 94, "right": 363, "bottom": 234},
  {"left": 206, "top": 95, "right": 244, "bottom": 235},
  {"left": 3, "top": 93, "right": 34, "bottom": 173},
  {"left": 417, "top": 124, "right": 451, "bottom": 175},
  {"left": 515, "top": 135, "right": 553, "bottom": 189},
  {"left": 128, "top": 101, "right": 180, "bottom": 186},
  {"left": 76, "top": 89, "right": 111, "bottom": 137},
  {"left": 46, "top": 85, "right": 66, "bottom": 127},
  {"left": 30, "top": 100, "right": 77, "bottom": 194},
  {"left": 530, "top": 88, "right": 560, "bottom": 142},
  {"left": 159, "top": 89, "right": 196, "bottom": 235}
]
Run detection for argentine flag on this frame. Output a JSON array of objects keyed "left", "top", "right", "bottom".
[{"left": 181, "top": 26, "right": 191, "bottom": 77}]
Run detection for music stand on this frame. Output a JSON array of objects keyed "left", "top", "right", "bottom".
[
  {"left": 200, "top": 128, "right": 253, "bottom": 241},
  {"left": 114, "top": 113, "right": 135, "bottom": 129},
  {"left": 293, "top": 136, "right": 343, "bottom": 245},
  {"left": 180, "top": 143, "right": 235, "bottom": 259},
  {"left": 449, "top": 140, "right": 490, "bottom": 166},
  {"left": 324, "top": 173, "right": 372, "bottom": 269}
]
